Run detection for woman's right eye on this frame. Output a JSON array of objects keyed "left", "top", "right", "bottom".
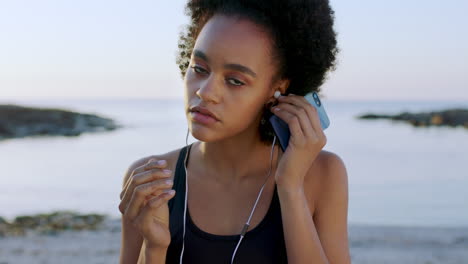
[{"left": 191, "top": 65, "right": 208, "bottom": 74}]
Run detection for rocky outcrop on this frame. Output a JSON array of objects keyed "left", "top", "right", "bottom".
[
  {"left": 0, "top": 104, "right": 121, "bottom": 140},
  {"left": 357, "top": 108, "right": 468, "bottom": 129},
  {"left": 0, "top": 211, "right": 107, "bottom": 236}
]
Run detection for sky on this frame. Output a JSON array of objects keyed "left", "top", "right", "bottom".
[{"left": 0, "top": 0, "right": 467, "bottom": 101}]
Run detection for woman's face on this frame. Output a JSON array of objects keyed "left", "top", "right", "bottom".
[{"left": 184, "top": 14, "right": 283, "bottom": 142}]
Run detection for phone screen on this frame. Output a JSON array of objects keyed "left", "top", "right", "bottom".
[{"left": 268, "top": 91, "right": 330, "bottom": 152}]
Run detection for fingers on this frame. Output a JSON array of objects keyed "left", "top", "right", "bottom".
[
  {"left": 119, "top": 178, "right": 174, "bottom": 218},
  {"left": 120, "top": 168, "right": 172, "bottom": 204},
  {"left": 133, "top": 158, "right": 168, "bottom": 176},
  {"left": 122, "top": 158, "right": 167, "bottom": 192},
  {"left": 141, "top": 190, "right": 176, "bottom": 217},
  {"left": 272, "top": 94, "right": 325, "bottom": 146},
  {"left": 134, "top": 190, "right": 176, "bottom": 231},
  {"left": 119, "top": 172, "right": 169, "bottom": 216},
  {"left": 120, "top": 159, "right": 171, "bottom": 200},
  {"left": 273, "top": 96, "right": 314, "bottom": 139},
  {"left": 282, "top": 95, "right": 322, "bottom": 133},
  {"left": 274, "top": 102, "right": 311, "bottom": 138}
]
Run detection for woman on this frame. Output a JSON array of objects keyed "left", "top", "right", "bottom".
[{"left": 119, "top": 0, "right": 350, "bottom": 263}]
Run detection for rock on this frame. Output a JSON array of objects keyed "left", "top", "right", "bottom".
[
  {"left": 0, "top": 216, "right": 9, "bottom": 237},
  {"left": 357, "top": 108, "right": 468, "bottom": 129},
  {"left": 0, "top": 104, "right": 122, "bottom": 141},
  {"left": 430, "top": 114, "right": 443, "bottom": 125},
  {"left": 2, "top": 211, "right": 108, "bottom": 236}
]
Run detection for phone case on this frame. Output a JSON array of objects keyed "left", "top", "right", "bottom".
[{"left": 269, "top": 91, "right": 330, "bottom": 152}]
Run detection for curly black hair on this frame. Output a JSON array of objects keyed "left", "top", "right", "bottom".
[{"left": 176, "top": 0, "right": 339, "bottom": 145}]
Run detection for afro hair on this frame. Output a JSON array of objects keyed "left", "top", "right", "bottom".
[{"left": 176, "top": 0, "right": 339, "bottom": 144}]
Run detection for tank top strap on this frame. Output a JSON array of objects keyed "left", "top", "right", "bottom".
[
  {"left": 168, "top": 143, "right": 193, "bottom": 212},
  {"left": 166, "top": 142, "right": 288, "bottom": 263}
]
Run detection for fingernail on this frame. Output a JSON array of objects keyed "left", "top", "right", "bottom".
[
  {"left": 163, "top": 169, "right": 172, "bottom": 174},
  {"left": 158, "top": 160, "right": 167, "bottom": 165},
  {"left": 165, "top": 179, "right": 173, "bottom": 185},
  {"left": 274, "top": 107, "right": 281, "bottom": 111},
  {"left": 166, "top": 190, "right": 175, "bottom": 195}
]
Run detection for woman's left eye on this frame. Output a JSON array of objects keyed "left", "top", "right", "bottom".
[{"left": 227, "top": 78, "right": 245, "bottom": 86}]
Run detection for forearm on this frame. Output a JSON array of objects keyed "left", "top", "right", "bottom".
[
  {"left": 277, "top": 186, "right": 329, "bottom": 264},
  {"left": 120, "top": 219, "right": 144, "bottom": 264}
]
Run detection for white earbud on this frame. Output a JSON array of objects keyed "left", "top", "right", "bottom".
[{"left": 274, "top": 90, "right": 281, "bottom": 99}]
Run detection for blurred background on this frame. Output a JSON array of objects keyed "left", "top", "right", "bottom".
[{"left": 1, "top": 0, "right": 467, "bottom": 263}]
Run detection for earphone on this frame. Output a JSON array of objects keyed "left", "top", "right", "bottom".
[
  {"left": 180, "top": 128, "right": 278, "bottom": 264},
  {"left": 274, "top": 90, "right": 281, "bottom": 99}
]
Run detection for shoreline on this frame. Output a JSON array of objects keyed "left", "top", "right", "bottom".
[
  {"left": 2, "top": 211, "right": 468, "bottom": 237},
  {"left": 1, "top": 215, "right": 468, "bottom": 264}
]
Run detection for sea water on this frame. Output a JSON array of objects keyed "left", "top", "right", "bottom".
[{"left": 0, "top": 98, "right": 467, "bottom": 228}]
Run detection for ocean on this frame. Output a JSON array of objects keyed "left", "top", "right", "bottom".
[{"left": 1, "top": 98, "right": 467, "bottom": 228}]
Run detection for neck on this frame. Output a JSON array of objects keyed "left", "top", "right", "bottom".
[{"left": 192, "top": 133, "right": 281, "bottom": 186}]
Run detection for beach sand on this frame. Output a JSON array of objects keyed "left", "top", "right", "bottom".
[{"left": 1, "top": 218, "right": 467, "bottom": 264}]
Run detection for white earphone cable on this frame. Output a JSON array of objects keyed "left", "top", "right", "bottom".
[
  {"left": 180, "top": 129, "right": 277, "bottom": 264},
  {"left": 179, "top": 129, "right": 190, "bottom": 264},
  {"left": 230, "top": 135, "right": 277, "bottom": 264}
]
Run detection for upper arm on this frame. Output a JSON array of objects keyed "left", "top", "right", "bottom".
[
  {"left": 120, "top": 149, "right": 181, "bottom": 263},
  {"left": 313, "top": 152, "right": 351, "bottom": 263},
  {"left": 120, "top": 155, "right": 159, "bottom": 264}
]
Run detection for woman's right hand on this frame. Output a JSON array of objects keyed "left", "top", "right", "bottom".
[{"left": 119, "top": 158, "right": 175, "bottom": 249}]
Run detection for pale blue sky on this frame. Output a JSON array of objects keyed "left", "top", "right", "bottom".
[{"left": 1, "top": 0, "right": 467, "bottom": 101}]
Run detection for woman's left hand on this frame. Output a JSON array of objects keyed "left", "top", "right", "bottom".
[{"left": 270, "top": 94, "right": 327, "bottom": 193}]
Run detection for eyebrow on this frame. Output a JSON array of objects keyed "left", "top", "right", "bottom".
[{"left": 193, "top": 49, "right": 257, "bottom": 78}]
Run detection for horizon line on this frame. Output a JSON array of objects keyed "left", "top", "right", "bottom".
[{"left": 1, "top": 96, "right": 468, "bottom": 104}]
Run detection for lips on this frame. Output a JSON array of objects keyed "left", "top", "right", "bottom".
[{"left": 189, "top": 106, "right": 219, "bottom": 121}]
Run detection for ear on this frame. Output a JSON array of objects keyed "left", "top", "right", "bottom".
[
  {"left": 267, "top": 78, "right": 290, "bottom": 104},
  {"left": 277, "top": 79, "right": 290, "bottom": 95}
]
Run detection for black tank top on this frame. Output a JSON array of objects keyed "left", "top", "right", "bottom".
[{"left": 166, "top": 143, "right": 288, "bottom": 263}]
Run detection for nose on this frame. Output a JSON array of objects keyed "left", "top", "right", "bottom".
[{"left": 196, "top": 75, "right": 220, "bottom": 104}]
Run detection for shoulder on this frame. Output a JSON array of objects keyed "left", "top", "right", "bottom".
[
  {"left": 304, "top": 150, "right": 348, "bottom": 214},
  {"left": 121, "top": 146, "right": 187, "bottom": 187},
  {"left": 313, "top": 150, "right": 348, "bottom": 184}
]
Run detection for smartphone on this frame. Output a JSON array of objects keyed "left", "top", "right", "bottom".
[{"left": 269, "top": 91, "right": 330, "bottom": 152}]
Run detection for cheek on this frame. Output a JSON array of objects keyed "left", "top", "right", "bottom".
[
  {"left": 183, "top": 73, "right": 199, "bottom": 107},
  {"left": 225, "top": 100, "right": 264, "bottom": 125},
  {"left": 184, "top": 72, "right": 195, "bottom": 91}
]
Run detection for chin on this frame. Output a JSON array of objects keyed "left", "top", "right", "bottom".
[
  {"left": 188, "top": 123, "right": 220, "bottom": 143},
  {"left": 189, "top": 122, "right": 247, "bottom": 144}
]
